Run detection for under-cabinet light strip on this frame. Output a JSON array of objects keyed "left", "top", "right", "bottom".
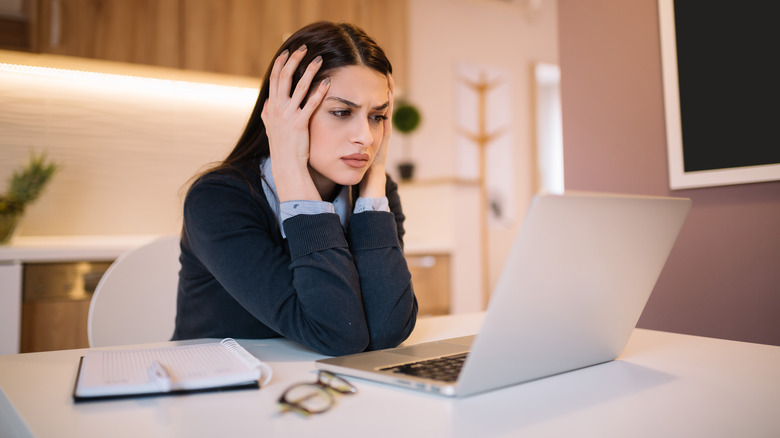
[{"left": 0, "top": 62, "right": 258, "bottom": 104}]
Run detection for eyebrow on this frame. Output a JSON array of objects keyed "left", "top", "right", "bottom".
[{"left": 326, "top": 96, "right": 389, "bottom": 111}]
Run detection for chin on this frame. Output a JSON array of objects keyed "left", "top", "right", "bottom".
[
  {"left": 331, "top": 170, "right": 368, "bottom": 187},
  {"left": 336, "top": 176, "right": 366, "bottom": 187}
]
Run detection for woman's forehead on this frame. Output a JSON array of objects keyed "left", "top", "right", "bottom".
[{"left": 325, "top": 66, "right": 389, "bottom": 104}]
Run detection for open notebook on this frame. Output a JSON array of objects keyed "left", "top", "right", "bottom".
[
  {"left": 317, "top": 192, "right": 692, "bottom": 397},
  {"left": 73, "top": 338, "right": 272, "bottom": 401}
]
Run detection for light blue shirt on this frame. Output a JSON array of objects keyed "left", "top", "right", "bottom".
[{"left": 259, "top": 158, "right": 389, "bottom": 238}]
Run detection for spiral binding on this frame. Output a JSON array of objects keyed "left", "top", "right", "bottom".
[{"left": 220, "top": 338, "right": 273, "bottom": 387}]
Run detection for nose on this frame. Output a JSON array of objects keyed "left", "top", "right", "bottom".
[{"left": 350, "top": 118, "right": 374, "bottom": 147}]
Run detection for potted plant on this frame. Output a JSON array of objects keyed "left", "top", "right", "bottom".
[
  {"left": 392, "top": 101, "right": 422, "bottom": 181},
  {"left": 0, "top": 152, "right": 59, "bottom": 244}
]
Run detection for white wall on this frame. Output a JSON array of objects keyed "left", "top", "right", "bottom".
[
  {"left": 395, "top": 0, "right": 559, "bottom": 303},
  {"left": 0, "top": 55, "right": 258, "bottom": 236}
]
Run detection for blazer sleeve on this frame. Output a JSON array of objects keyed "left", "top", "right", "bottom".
[{"left": 348, "top": 174, "right": 418, "bottom": 350}]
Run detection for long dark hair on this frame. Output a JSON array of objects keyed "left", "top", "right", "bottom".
[{"left": 216, "top": 21, "right": 392, "bottom": 175}]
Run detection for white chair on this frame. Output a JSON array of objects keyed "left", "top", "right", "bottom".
[{"left": 88, "top": 236, "right": 180, "bottom": 347}]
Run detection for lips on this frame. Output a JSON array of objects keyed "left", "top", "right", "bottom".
[{"left": 341, "top": 153, "right": 370, "bottom": 168}]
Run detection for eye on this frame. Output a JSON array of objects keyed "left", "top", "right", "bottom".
[
  {"left": 370, "top": 114, "right": 388, "bottom": 123},
  {"left": 330, "top": 110, "right": 351, "bottom": 118}
]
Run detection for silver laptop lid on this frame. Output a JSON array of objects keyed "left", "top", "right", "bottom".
[{"left": 455, "top": 191, "right": 691, "bottom": 395}]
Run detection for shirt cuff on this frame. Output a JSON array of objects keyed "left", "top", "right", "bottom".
[
  {"left": 280, "top": 200, "right": 335, "bottom": 238},
  {"left": 280, "top": 200, "right": 335, "bottom": 222},
  {"left": 354, "top": 196, "right": 390, "bottom": 213}
]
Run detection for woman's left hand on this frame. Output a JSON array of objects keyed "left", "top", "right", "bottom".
[{"left": 359, "top": 74, "right": 395, "bottom": 197}]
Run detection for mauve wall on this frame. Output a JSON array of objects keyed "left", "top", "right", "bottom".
[{"left": 558, "top": 0, "right": 780, "bottom": 345}]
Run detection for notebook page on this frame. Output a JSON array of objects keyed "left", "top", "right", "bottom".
[{"left": 75, "top": 341, "right": 261, "bottom": 397}]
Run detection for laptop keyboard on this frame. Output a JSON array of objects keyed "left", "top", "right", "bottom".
[{"left": 380, "top": 353, "right": 469, "bottom": 382}]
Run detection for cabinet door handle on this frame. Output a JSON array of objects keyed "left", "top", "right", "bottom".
[{"left": 49, "top": 0, "right": 61, "bottom": 48}]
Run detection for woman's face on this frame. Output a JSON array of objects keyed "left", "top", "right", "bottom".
[{"left": 307, "top": 65, "right": 389, "bottom": 199}]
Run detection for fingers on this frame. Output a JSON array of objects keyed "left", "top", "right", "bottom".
[
  {"left": 267, "top": 45, "right": 307, "bottom": 106},
  {"left": 267, "top": 50, "right": 289, "bottom": 105},
  {"left": 260, "top": 98, "right": 268, "bottom": 125},
  {"left": 383, "top": 74, "right": 395, "bottom": 140},
  {"left": 387, "top": 74, "right": 395, "bottom": 95},
  {"left": 267, "top": 45, "right": 328, "bottom": 122},
  {"left": 277, "top": 45, "right": 308, "bottom": 103},
  {"left": 298, "top": 76, "right": 331, "bottom": 121},
  {"left": 290, "top": 55, "right": 323, "bottom": 106}
]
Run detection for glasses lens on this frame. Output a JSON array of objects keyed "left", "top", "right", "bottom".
[
  {"left": 318, "top": 371, "right": 357, "bottom": 394},
  {"left": 281, "top": 383, "right": 333, "bottom": 414}
]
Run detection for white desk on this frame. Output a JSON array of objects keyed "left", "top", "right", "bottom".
[{"left": 1, "top": 313, "right": 779, "bottom": 438}]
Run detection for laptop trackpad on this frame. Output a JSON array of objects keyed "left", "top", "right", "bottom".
[{"left": 393, "top": 336, "right": 475, "bottom": 358}]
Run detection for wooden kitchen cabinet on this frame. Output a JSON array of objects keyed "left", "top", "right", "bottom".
[
  {"left": 20, "top": 299, "right": 92, "bottom": 352},
  {"left": 407, "top": 254, "right": 450, "bottom": 316},
  {"left": 29, "top": 0, "right": 407, "bottom": 85},
  {"left": 180, "top": 0, "right": 294, "bottom": 78},
  {"left": 34, "top": 0, "right": 181, "bottom": 68},
  {"left": 181, "top": 0, "right": 408, "bottom": 84},
  {"left": 20, "top": 261, "right": 113, "bottom": 353}
]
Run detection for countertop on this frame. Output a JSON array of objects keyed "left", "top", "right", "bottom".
[
  {"left": 0, "top": 235, "right": 451, "bottom": 264},
  {"left": 0, "top": 235, "right": 163, "bottom": 263}
]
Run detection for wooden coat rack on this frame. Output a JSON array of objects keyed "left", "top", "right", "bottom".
[{"left": 459, "top": 72, "right": 504, "bottom": 308}]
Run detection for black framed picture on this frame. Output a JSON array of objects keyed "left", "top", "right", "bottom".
[{"left": 658, "top": 0, "right": 780, "bottom": 189}]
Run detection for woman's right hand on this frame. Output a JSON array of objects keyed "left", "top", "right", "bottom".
[{"left": 261, "top": 45, "right": 330, "bottom": 202}]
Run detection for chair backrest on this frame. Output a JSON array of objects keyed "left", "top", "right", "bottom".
[{"left": 88, "top": 236, "right": 180, "bottom": 348}]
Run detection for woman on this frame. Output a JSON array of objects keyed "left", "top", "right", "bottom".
[{"left": 173, "top": 22, "right": 418, "bottom": 356}]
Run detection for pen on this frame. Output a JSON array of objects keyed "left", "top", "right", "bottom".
[{"left": 147, "top": 360, "right": 172, "bottom": 392}]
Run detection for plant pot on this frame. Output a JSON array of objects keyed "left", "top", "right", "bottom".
[
  {"left": 0, "top": 211, "right": 22, "bottom": 244},
  {"left": 398, "top": 162, "right": 415, "bottom": 181}
]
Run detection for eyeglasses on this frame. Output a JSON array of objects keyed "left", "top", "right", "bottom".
[{"left": 278, "top": 370, "right": 357, "bottom": 416}]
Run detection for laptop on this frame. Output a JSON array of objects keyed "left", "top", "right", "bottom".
[{"left": 316, "top": 191, "right": 692, "bottom": 397}]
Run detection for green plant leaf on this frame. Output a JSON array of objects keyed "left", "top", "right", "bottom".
[
  {"left": 6, "top": 151, "right": 59, "bottom": 206},
  {"left": 393, "top": 103, "right": 422, "bottom": 134}
]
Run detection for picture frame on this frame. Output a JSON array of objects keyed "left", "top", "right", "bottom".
[{"left": 657, "top": 0, "right": 780, "bottom": 189}]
